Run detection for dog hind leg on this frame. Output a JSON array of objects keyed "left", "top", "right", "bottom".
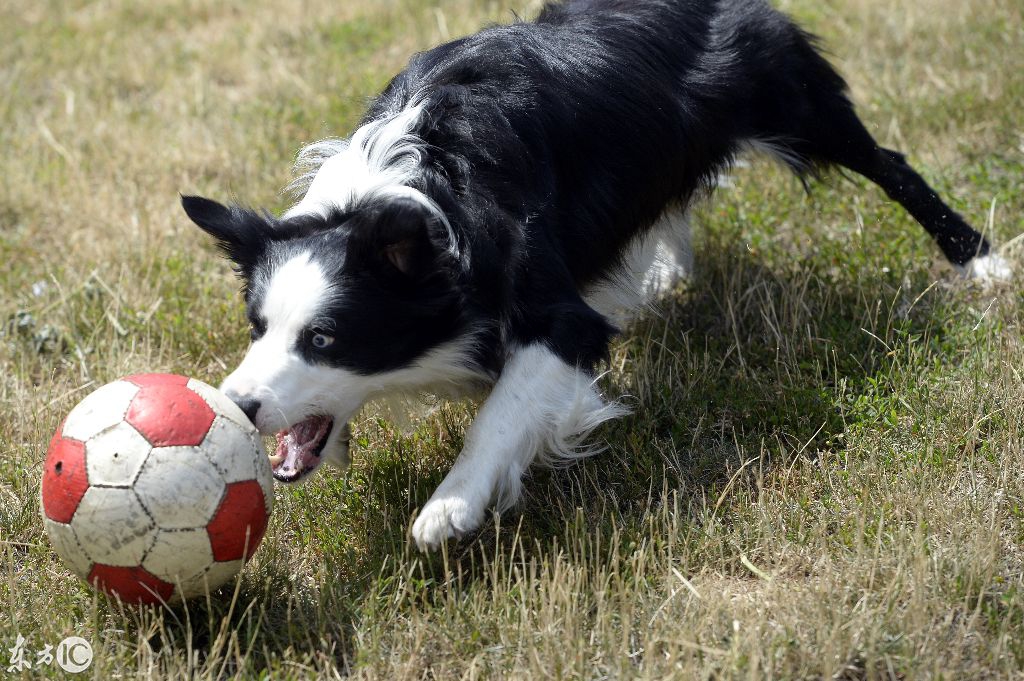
[
  {"left": 814, "top": 102, "right": 1004, "bottom": 276},
  {"left": 738, "top": 31, "right": 1009, "bottom": 281}
]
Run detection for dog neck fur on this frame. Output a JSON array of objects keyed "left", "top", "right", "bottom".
[{"left": 284, "top": 104, "right": 457, "bottom": 251}]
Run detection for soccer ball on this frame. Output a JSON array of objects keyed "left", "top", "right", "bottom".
[{"left": 40, "top": 374, "right": 273, "bottom": 605}]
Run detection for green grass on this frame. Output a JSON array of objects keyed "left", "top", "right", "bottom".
[{"left": 2, "top": 0, "right": 1024, "bottom": 677}]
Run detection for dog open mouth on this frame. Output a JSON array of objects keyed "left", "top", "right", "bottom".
[{"left": 268, "top": 415, "right": 334, "bottom": 483}]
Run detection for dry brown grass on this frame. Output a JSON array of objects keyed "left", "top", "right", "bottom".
[{"left": 2, "top": 0, "right": 1023, "bottom": 678}]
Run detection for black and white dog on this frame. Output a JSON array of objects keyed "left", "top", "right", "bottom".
[{"left": 182, "top": 0, "right": 1009, "bottom": 550}]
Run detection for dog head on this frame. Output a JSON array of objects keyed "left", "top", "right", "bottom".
[{"left": 182, "top": 194, "right": 470, "bottom": 483}]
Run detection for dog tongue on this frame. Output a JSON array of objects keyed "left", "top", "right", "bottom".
[{"left": 270, "top": 416, "right": 332, "bottom": 479}]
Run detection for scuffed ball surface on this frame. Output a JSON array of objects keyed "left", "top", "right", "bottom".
[{"left": 40, "top": 374, "right": 273, "bottom": 605}]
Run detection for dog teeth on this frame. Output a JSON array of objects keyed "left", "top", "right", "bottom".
[{"left": 268, "top": 453, "right": 285, "bottom": 467}]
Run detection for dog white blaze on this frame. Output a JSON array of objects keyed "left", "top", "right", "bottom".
[
  {"left": 411, "top": 343, "right": 627, "bottom": 550},
  {"left": 220, "top": 252, "right": 367, "bottom": 438}
]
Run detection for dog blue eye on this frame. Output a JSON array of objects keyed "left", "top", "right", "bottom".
[{"left": 311, "top": 333, "right": 334, "bottom": 349}]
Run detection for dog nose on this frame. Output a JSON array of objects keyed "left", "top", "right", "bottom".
[{"left": 232, "top": 398, "right": 261, "bottom": 425}]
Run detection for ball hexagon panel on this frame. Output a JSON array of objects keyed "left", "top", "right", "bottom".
[
  {"left": 141, "top": 529, "right": 213, "bottom": 585},
  {"left": 41, "top": 432, "right": 88, "bottom": 524},
  {"left": 177, "top": 558, "right": 244, "bottom": 600},
  {"left": 220, "top": 424, "right": 275, "bottom": 517},
  {"left": 42, "top": 518, "right": 91, "bottom": 578},
  {"left": 125, "top": 380, "right": 215, "bottom": 447},
  {"left": 88, "top": 564, "right": 174, "bottom": 605},
  {"left": 134, "top": 446, "right": 226, "bottom": 529},
  {"left": 84, "top": 421, "right": 151, "bottom": 487},
  {"left": 186, "top": 378, "right": 256, "bottom": 431},
  {"left": 202, "top": 417, "right": 262, "bottom": 483},
  {"left": 71, "top": 487, "right": 157, "bottom": 567},
  {"left": 62, "top": 380, "right": 140, "bottom": 442},
  {"left": 206, "top": 480, "right": 269, "bottom": 562}
]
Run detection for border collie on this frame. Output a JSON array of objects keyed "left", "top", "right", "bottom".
[{"left": 182, "top": 0, "right": 1010, "bottom": 550}]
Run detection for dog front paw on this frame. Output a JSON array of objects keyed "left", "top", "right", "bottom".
[{"left": 412, "top": 496, "right": 484, "bottom": 551}]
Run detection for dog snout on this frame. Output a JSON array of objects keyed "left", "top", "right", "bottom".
[{"left": 227, "top": 395, "right": 261, "bottom": 425}]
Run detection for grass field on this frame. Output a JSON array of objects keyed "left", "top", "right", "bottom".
[{"left": 2, "top": 0, "right": 1024, "bottom": 677}]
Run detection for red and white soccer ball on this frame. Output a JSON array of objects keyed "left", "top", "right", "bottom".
[{"left": 41, "top": 374, "right": 273, "bottom": 605}]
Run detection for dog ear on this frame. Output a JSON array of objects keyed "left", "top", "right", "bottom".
[
  {"left": 356, "top": 198, "right": 449, "bottom": 281},
  {"left": 181, "top": 195, "right": 270, "bottom": 268}
]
